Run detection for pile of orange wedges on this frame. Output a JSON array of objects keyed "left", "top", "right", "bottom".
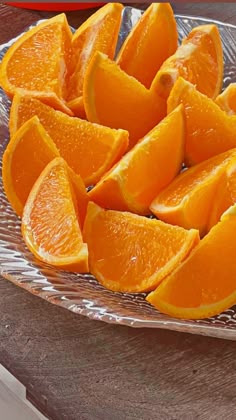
[{"left": 2, "top": 3, "right": 236, "bottom": 320}]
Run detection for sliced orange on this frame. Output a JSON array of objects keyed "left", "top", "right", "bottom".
[
  {"left": 67, "top": 97, "right": 87, "bottom": 119},
  {"left": 83, "top": 52, "right": 166, "bottom": 149},
  {"left": 3, "top": 115, "right": 88, "bottom": 224},
  {"left": 167, "top": 77, "right": 236, "bottom": 166},
  {"left": 150, "top": 149, "right": 236, "bottom": 237},
  {"left": 89, "top": 106, "right": 184, "bottom": 215},
  {"left": 117, "top": 3, "right": 177, "bottom": 88},
  {"left": 208, "top": 160, "right": 236, "bottom": 230},
  {"left": 147, "top": 204, "right": 236, "bottom": 319},
  {"left": 9, "top": 94, "right": 129, "bottom": 186},
  {"left": 22, "top": 157, "right": 88, "bottom": 272},
  {"left": 66, "top": 167, "right": 89, "bottom": 229},
  {"left": 2, "top": 116, "right": 59, "bottom": 217},
  {"left": 215, "top": 83, "right": 236, "bottom": 115},
  {"left": 67, "top": 3, "right": 123, "bottom": 104},
  {"left": 83, "top": 202, "right": 199, "bottom": 293},
  {"left": 0, "top": 14, "right": 73, "bottom": 115},
  {"left": 152, "top": 24, "right": 223, "bottom": 100}
]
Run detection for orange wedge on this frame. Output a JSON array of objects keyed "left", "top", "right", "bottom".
[
  {"left": 67, "top": 3, "right": 123, "bottom": 107},
  {"left": 208, "top": 160, "right": 236, "bottom": 230},
  {"left": 89, "top": 106, "right": 184, "bottom": 215},
  {"left": 9, "top": 94, "right": 129, "bottom": 186},
  {"left": 83, "top": 52, "right": 166, "bottom": 149},
  {"left": 66, "top": 97, "right": 87, "bottom": 120},
  {"left": 147, "top": 204, "right": 236, "bottom": 319},
  {"left": 150, "top": 149, "right": 236, "bottom": 237},
  {"left": 2, "top": 116, "right": 60, "bottom": 217},
  {"left": 117, "top": 3, "right": 177, "bottom": 88},
  {"left": 0, "top": 14, "right": 73, "bottom": 115},
  {"left": 3, "top": 115, "right": 88, "bottom": 223},
  {"left": 83, "top": 202, "right": 199, "bottom": 293},
  {"left": 152, "top": 24, "right": 223, "bottom": 100},
  {"left": 167, "top": 77, "right": 236, "bottom": 166},
  {"left": 22, "top": 157, "right": 88, "bottom": 271},
  {"left": 215, "top": 83, "right": 236, "bottom": 115}
]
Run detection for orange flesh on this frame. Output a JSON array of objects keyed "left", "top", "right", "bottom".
[
  {"left": 3, "top": 8, "right": 236, "bottom": 319},
  {"left": 7, "top": 24, "right": 62, "bottom": 95},
  {"left": 28, "top": 163, "right": 83, "bottom": 257},
  {"left": 147, "top": 207, "right": 236, "bottom": 319},
  {"left": 153, "top": 150, "right": 236, "bottom": 208},
  {"left": 10, "top": 94, "right": 129, "bottom": 186},
  {"left": 67, "top": 97, "right": 87, "bottom": 119},
  {"left": 150, "top": 149, "right": 236, "bottom": 235},
  {"left": 1, "top": 15, "right": 72, "bottom": 101},
  {"left": 2, "top": 117, "right": 59, "bottom": 216},
  {"left": 124, "top": 107, "right": 184, "bottom": 207},
  {"left": 207, "top": 173, "right": 232, "bottom": 231},
  {"left": 22, "top": 158, "right": 88, "bottom": 271},
  {"left": 67, "top": 3, "right": 123, "bottom": 101},
  {"left": 183, "top": 26, "right": 222, "bottom": 98},
  {"left": 167, "top": 78, "right": 236, "bottom": 166},
  {"left": 83, "top": 202, "right": 199, "bottom": 293},
  {"left": 89, "top": 106, "right": 184, "bottom": 214},
  {"left": 208, "top": 162, "right": 236, "bottom": 230},
  {"left": 89, "top": 177, "right": 129, "bottom": 211},
  {"left": 83, "top": 52, "right": 166, "bottom": 149},
  {"left": 117, "top": 3, "right": 177, "bottom": 88},
  {"left": 152, "top": 24, "right": 223, "bottom": 99},
  {"left": 215, "top": 83, "right": 236, "bottom": 115},
  {"left": 67, "top": 166, "right": 89, "bottom": 228}
]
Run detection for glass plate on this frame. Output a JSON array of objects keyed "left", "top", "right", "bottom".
[{"left": 1, "top": 7, "right": 236, "bottom": 341}]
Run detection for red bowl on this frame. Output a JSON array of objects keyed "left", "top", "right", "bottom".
[{"left": 8, "top": 3, "right": 105, "bottom": 11}]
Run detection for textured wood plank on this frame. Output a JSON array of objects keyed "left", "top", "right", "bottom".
[
  {"left": 1, "top": 278, "right": 236, "bottom": 420},
  {"left": 1, "top": 3, "right": 236, "bottom": 420}
]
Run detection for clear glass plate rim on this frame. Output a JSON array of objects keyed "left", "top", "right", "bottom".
[{"left": 1, "top": 8, "right": 236, "bottom": 341}]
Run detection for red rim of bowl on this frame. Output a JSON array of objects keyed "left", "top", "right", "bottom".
[{"left": 8, "top": 3, "right": 105, "bottom": 11}]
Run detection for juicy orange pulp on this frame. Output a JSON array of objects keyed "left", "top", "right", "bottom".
[
  {"left": 22, "top": 157, "right": 88, "bottom": 272},
  {"left": 0, "top": 14, "right": 73, "bottom": 114},
  {"left": 89, "top": 105, "right": 184, "bottom": 215},
  {"left": 117, "top": 3, "right": 178, "bottom": 88},
  {"left": 83, "top": 202, "right": 199, "bottom": 293},
  {"left": 150, "top": 149, "right": 236, "bottom": 236},
  {"left": 152, "top": 24, "right": 223, "bottom": 100},
  {"left": 10, "top": 94, "right": 129, "bottom": 186},
  {"left": 83, "top": 51, "right": 167, "bottom": 149},
  {"left": 147, "top": 204, "right": 236, "bottom": 319}
]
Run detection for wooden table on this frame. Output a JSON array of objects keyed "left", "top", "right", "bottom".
[{"left": 1, "top": 3, "right": 236, "bottom": 420}]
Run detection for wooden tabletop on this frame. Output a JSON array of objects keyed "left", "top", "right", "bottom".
[{"left": 1, "top": 3, "right": 236, "bottom": 420}]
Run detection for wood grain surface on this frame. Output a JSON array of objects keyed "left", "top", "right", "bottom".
[{"left": 1, "top": 3, "right": 236, "bottom": 420}]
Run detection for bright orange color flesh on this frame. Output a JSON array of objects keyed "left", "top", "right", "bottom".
[
  {"left": 89, "top": 106, "right": 184, "bottom": 215},
  {"left": 67, "top": 3, "right": 123, "bottom": 103},
  {"left": 3, "top": 6, "right": 236, "bottom": 321},
  {"left": 215, "top": 83, "right": 236, "bottom": 115},
  {"left": 83, "top": 202, "right": 199, "bottom": 293},
  {"left": 117, "top": 3, "right": 177, "bottom": 88},
  {"left": 10, "top": 94, "right": 129, "bottom": 186},
  {"left": 147, "top": 204, "right": 236, "bottom": 319},
  {"left": 167, "top": 77, "right": 236, "bottom": 166},
  {"left": 2, "top": 116, "right": 60, "bottom": 217},
  {"left": 83, "top": 52, "right": 166, "bottom": 149},
  {"left": 150, "top": 149, "right": 236, "bottom": 236},
  {"left": 67, "top": 97, "right": 87, "bottom": 119},
  {"left": 22, "top": 157, "right": 88, "bottom": 272},
  {"left": 0, "top": 14, "right": 73, "bottom": 115},
  {"left": 208, "top": 160, "right": 236, "bottom": 230},
  {"left": 152, "top": 24, "right": 223, "bottom": 100}
]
